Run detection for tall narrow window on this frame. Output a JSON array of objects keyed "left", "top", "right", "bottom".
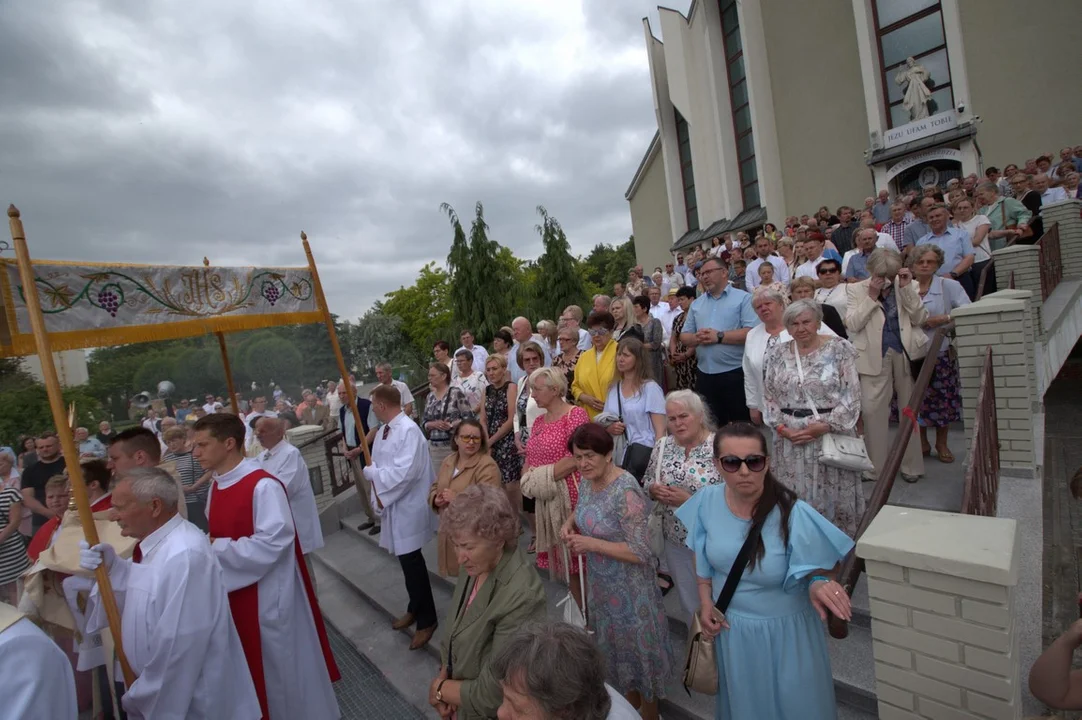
[
  {"left": 719, "top": 0, "right": 758, "bottom": 209},
  {"left": 871, "top": 0, "right": 954, "bottom": 128},
  {"left": 675, "top": 110, "right": 699, "bottom": 232}
]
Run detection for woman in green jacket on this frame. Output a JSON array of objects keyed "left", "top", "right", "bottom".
[{"left": 428, "top": 484, "right": 547, "bottom": 719}]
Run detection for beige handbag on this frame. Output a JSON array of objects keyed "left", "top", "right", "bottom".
[{"left": 681, "top": 516, "right": 763, "bottom": 695}]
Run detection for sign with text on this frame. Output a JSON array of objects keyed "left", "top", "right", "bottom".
[
  {"left": 885, "top": 148, "right": 962, "bottom": 182},
  {"left": 883, "top": 111, "right": 959, "bottom": 150}
]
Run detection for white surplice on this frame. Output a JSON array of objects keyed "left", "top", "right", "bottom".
[
  {"left": 206, "top": 458, "right": 340, "bottom": 720},
  {"left": 362, "top": 412, "right": 437, "bottom": 556},
  {"left": 257, "top": 439, "right": 324, "bottom": 554},
  {"left": 79, "top": 514, "right": 261, "bottom": 720},
  {"left": 0, "top": 606, "right": 78, "bottom": 720}
]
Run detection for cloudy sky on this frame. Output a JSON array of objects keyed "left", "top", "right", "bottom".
[{"left": 0, "top": 0, "right": 690, "bottom": 320}]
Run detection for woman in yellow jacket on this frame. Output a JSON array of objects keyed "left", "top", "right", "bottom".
[{"left": 571, "top": 310, "right": 618, "bottom": 420}]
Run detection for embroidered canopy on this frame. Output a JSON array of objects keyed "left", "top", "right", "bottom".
[{"left": 0, "top": 258, "right": 323, "bottom": 357}]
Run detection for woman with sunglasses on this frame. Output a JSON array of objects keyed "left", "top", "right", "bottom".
[
  {"left": 812, "top": 258, "right": 848, "bottom": 327},
  {"left": 428, "top": 420, "right": 503, "bottom": 577},
  {"left": 762, "top": 299, "right": 864, "bottom": 537},
  {"left": 674, "top": 422, "right": 853, "bottom": 720}
]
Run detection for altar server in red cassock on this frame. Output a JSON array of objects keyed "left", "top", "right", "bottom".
[{"left": 193, "top": 413, "right": 341, "bottom": 720}]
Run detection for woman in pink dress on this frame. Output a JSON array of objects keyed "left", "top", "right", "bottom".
[{"left": 523, "top": 367, "right": 589, "bottom": 611}]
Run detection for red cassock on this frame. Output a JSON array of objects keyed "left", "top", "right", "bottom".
[
  {"left": 27, "top": 493, "right": 113, "bottom": 563},
  {"left": 207, "top": 468, "right": 339, "bottom": 719}
]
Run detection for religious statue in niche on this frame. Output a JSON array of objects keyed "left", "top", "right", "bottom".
[{"left": 895, "top": 56, "right": 932, "bottom": 121}]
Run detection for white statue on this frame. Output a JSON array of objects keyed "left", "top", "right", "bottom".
[{"left": 895, "top": 57, "right": 932, "bottom": 121}]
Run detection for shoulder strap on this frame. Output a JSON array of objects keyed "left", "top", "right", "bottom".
[{"left": 715, "top": 515, "right": 765, "bottom": 613}]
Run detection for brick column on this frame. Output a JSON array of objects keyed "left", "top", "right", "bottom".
[
  {"left": 1039, "top": 198, "right": 1082, "bottom": 278},
  {"left": 858, "top": 506, "right": 1021, "bottom": 720},
  {"left": 991, "top": 245, "right": 1042, "bottom": 334},
  {"left": 287, "top": 424, "right": 336, "bottom": 513},
  {"left": 951, "top": 291, "right": 1039, "bottom": 475}
]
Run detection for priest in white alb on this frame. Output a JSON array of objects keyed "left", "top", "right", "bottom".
[
  {"left": 72, "top": 467, "right": 261, "bottom": 720},
  {"left": 363, "top": 383, "right": 439, "bottom": 650},
  {"left": 193, "top": 412, "right": 341, "bottom": 720},
  {"left": 0, "top": 600, "right": 78, "bottom": 720},
  {"left": 254, "top": 416, "right": 324, "bottom": 584}
]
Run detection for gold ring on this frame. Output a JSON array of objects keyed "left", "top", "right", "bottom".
[{"left": 834, "top": 591, "right": 840, "bottom": 595}]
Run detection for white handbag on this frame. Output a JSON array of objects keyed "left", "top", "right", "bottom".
[
  {"left": 557, "top": 544, "right": 589, "bottom": 630},
  {"left": 793, "top": 342, "right": 876, "bottom": 474},
  {"left": 646, "top": 437, "right": 667, "bottom": 559}
]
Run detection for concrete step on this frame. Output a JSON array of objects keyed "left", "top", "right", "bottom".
[{"left": 315, "top": 514, "right": 880, "bottom": 720}]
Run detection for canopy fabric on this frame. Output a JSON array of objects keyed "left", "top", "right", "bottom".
[{"left": 0, "top": 258, "right": 322, "bottom": 356}]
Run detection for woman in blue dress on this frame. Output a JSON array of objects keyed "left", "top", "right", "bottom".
[{"left": 675, "top": 422, "right": 854, "bottom": 720}]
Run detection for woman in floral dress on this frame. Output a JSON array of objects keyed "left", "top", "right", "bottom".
[
  {"left": 478, "top": 354, "right": 522, "bottom": 498},
  {"left": 763, "top": 299, "right": 864, "bottom": 537},
  {"left": 667, "top": 286, "right": 698, "bottom": 391},
  {"left": 563, "top": 423, "right": 673, "bottom": 720},
  {"left": 552, "top": 330, "right": 580, "bottom": 402}
]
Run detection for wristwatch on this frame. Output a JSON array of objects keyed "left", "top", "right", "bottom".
[
  {"left": 948, "top": 271, "right": 959, "bottom": 279},
  {"left": 435, "top": 679, "right": 447, "bottom": 703},
  {"left": 717, "top": 330, "right": 725, "bottom": 344}
]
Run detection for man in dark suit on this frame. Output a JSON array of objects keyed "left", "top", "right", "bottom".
[{"left": 338, "top": 385, "right": 379, "bottom": 535}]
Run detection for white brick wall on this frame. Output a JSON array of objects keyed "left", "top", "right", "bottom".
[
  {"left": 858, "top": 507, "right": 1022, "bottom": 720},
  {"left": 1039, "top": 199, "right": 1082, "bottom": 278},
  {"left": 287, "top": 424, "right": 337, "bottom": 513},
  {"left": 992, "top": 245, "right": 1042, "bottom": 335}
]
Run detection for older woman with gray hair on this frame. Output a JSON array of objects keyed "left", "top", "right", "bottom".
[
  {"left": 644, "top": 389, "right": 719, "bottom": 619},
  {"left": 427, "top": 484, "right": 547, "bottom": 720},
  {"left": 845, "top": 248, "right": 929, "bottom": 484},
  {"left": 489, "top": 622, "right": 643, "bottom": 719},
  {"left": 762, "top": 299, "right": 865, "bottom": 536}
]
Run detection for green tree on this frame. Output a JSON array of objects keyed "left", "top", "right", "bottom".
[
  {"left": 132, "top": 355, "right": 176, "bottom": 397},
  {"left": 382, "top": 262, "right": 455, "bottom": 357},
  {"left": 443, "top": 202, "right": 513, "bottom": 342},
  {"left": 243, "top": 337, "right": 304, "bottom": 396},
  {"left": 347, "top": 305, "right": 424, "bottom": 379},
  {"left": 0, "top": 382, "right": 103, "bottom": 448},
  {"left": 532, "top": 206, "right": 588, "bottom": 319}
]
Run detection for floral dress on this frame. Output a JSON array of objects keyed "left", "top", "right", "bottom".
[
  {"left": 669, "top": 311, "right": 697, "bottom": 391},
  {"left": 762, "top": 336, "right": 865, "bottom": 537},
  {"left": 452, "top": 371, "right": 488, "bottom": 413},
  {"left": 552, "top": 351, "right": 579, "bottom": 403},
  {"left": 526, "top": 406, "right": 589, "bottom": 573},
  {"left": 484, "top": 382, "right": 522, "bottom": 485},
  {"left": 576, "top": 471, "right": 674, "bottom": 700},
  {"left": 643, "top": 432, "right": 719, "bottom": 544}
]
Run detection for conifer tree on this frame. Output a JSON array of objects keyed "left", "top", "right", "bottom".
[{"left": 533, "top": 205, "right": 588, "bottom": 319}]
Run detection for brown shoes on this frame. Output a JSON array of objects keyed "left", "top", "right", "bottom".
[
  {"left": 391, "top": 612, "right": 415, "bottom": 631},
  {"left": 410, "top": 624, "right": 436, "bottom": 651}
]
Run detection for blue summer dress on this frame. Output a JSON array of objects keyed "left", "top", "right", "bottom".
[{"left": 675, "top": 484, "right": 854, "bottom": 720}]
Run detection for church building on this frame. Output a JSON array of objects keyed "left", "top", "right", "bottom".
[{"left": 626, "top": 0, "right": 1081, "bottom": 271}]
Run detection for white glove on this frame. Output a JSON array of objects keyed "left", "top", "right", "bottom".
[{"left": 78, "top": 541, "right": 118, "bottom": 573}]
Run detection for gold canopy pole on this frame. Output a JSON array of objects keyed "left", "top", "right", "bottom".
[{"left": 7, "top": 205, "right": 136, "bottom": 688}]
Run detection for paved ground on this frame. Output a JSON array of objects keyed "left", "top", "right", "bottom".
[{"left": 327, "top": 621, "right": 427, "bottom": 719}]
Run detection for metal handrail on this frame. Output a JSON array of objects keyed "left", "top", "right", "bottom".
[
  {"left": 1037, "top": 222, "right": 1062, "bottom": 301},
  {"left": 828, "top": 322, "right": 954, "bottom": 639},
  {"left": 961, "top": 348, "right": 999, "bottom": 516},
  {"left": 975, "top": 237, "right": 1016, "bottom": 300}
]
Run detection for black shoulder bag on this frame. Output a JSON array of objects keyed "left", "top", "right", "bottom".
[
  {"left": 682, "top": 516, "right": 765, "bottom": 695},
  {"left": 616, "top": 386, "right": 653, "bottom": 484}
]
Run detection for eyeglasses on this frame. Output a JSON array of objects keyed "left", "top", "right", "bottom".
[
  {"left": 587, "top": 328, "right": 610, "bottom": 337},
  {"left": 558, "top": 336, "right": 577, "bottom": 343},
  {"left": 817, "top": 268, "right": 839, "bottom": 275},
  {"left": 458, "top": 435, "right": 482, "bottom": 443},
  {"left": 718, "top": 454, "right": 767, "bottom": 473}
]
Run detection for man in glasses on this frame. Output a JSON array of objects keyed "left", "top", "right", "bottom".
[{"left": 678, "top": 257, "right": 758, "bottom": 428}]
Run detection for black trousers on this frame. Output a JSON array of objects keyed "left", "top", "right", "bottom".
[
  {"left": 696, "top": 367, "right": 750, "bottom": 428},
  {"left": 398, "top": 549, "right": 437, "bottom": 630}
]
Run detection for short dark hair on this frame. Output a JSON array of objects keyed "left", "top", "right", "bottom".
[
  {"left": 112, "top": 427, "right": 162, "bottom": 464},
  {"left": 192, "top": 413, "right": 245, "bottom": 451},
  {"left": 567, "top": 423, "right": 614, "bottom": 456},
  {"left": 985, "top": 167, "right": 999, "bottom": 177},
  {"left": 81, "top": 459, "right": 112, "bottom": 493},
  {"left": 460, "top": 328, "right": 474, "bottom": 337},
  {"left": 632, "top": 295, "right": 650, "bottom": 311},
  {"left": 676, "top": 285, "right": 696, "bottom": 299},
  {"left": 434, "top": 340, "right": 450, "bottom": 353},
  {"left": 493, "top": 328, "right": 513, "bottom": 346},
  {"left": 451, "top": 418, "right": 487, "bottom": 453},
  {"left": 817, "top": 259, "right": 842, "bottom": 273},
  {"left": 585, "top": 311, "right": 615, "bottom": 331},
  {"left": 370, "top": 383, "right": 402, "bottom": 406}
]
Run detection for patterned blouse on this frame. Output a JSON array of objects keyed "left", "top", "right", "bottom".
[
  {"left": 422, "top": 386, "right": 474, "bottom": 444},
  {"left": 643, "top": 432, "right": 719, "bottom": 544}
]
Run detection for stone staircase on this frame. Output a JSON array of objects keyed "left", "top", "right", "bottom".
[{"left": 313, "top": 512, "right": 884, "bottom": 719}]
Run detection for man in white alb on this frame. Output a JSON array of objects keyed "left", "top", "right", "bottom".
[
  {"left": 0, "top": 601, "right": 78, "bottom": 719},
  {"left": 255, "top": 416, "right": 325, "bottom": 584},
  {"left": 193, "top": 413, "right": 340, "bottom": 720},
  {"left": 73, "top": 467, "right": 260, "bottom": 720}
]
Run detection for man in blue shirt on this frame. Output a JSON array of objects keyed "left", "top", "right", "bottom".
[
  {"left": 678, "top": 256, "right": 758, "bottom": 426},
  {"left": 916, "top": 204, "right": 975, "bottom": 298}
]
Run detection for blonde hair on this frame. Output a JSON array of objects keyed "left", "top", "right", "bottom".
[
  {"left": 485, "top": 353, "right": 511, "bottom": 385},
  {"left": 529, "top": 366, "right": 568, "bottom": 398}
]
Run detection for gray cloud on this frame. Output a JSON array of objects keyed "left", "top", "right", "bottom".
[{"left": 0, "top": 1, "right": 685, "bottom": 319}]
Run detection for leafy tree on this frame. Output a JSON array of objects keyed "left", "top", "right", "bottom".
[
  {"left": 0, "top": 382, "right": 103, "bottom": 448},
  {"left": 382, "top": 262, "right": 455, "bottom": 357},
  {"left": 348, "top": 305, "right": 424, "bottom": 379},
  {"left": 443, "top": 202, "right": 513, "bottom": 342},
  {"left": 132, "top": 355, "right": 176, "bottom": 398},
  {"left": 532, "top": 206, "right": 588, "bottom": 320},
  {"left": 243, "top": 337, "right": 304, "bottom": 397}
]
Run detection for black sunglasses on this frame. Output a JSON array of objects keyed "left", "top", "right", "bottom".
[{"left": 718, "top": 454, "right": 767, "bottom": 473}]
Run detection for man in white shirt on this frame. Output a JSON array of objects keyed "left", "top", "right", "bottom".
[
  {"left": 1034, "top": 173, "right": 1068, "bottom": 205},
  {"left": 201, "top": 395, "right": 218, "bottom": 415},
  {"left": 661, "top": 262, "right": 684, "bottom": 292},
  {"left": 74, "top": 467, "right": 261, "bottom": 720},
  {"left": 255, "top": 416, "right": 325, "bottom": 584},
  {"left": 0, "top": 602, "right": 78, "bottom": 720},
  {"left": 745, "top": 236, "right": 791, "bottom": 290},
  {"left": 455, "top": 329, "right": 489, "bottom": 374},
  {"left": 647, "top": 286, "right": 664, "bottom": 320},
  {"left": 193, "top": 413, "right": 341, "bottom": 720},
  {"left": 362, "top": 384, "right": 439, "bottom": 650},
  {"left": 796, "top": 235, "right": 830, "bottom": 279},
  {"left": 657, "top": 288, "right": 683, "bottom": 345},
  {"left": 508, "top": 317, "right": 552, "bottom": 383},
  {"left": 374, "top": 363, "right": 415, "bottom": 418}
]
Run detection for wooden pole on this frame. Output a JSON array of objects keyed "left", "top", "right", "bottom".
[
  {"left": 8, "top": 205, "right": 136, "bottom": 688},
  {"left": 300, "top": 232, "right": 380, "bottom": 504},
  {"left": 203, "top": 258, "right": 240, "bottom": 414}
]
